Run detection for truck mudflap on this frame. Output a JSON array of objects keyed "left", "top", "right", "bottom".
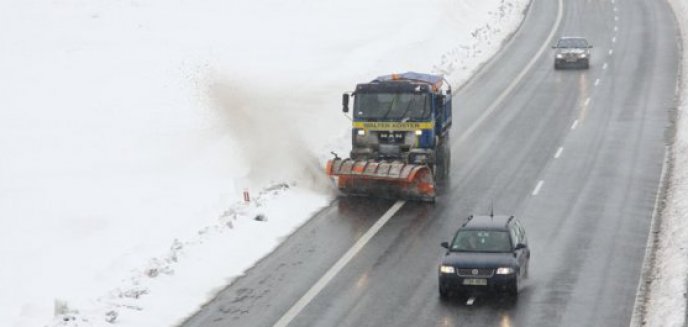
[{"left": 325, "top": 158, "right": 436, "bottom": 202}]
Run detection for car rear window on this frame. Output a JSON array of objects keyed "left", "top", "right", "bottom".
[{"left": 557, "top": 38, "right": 588, "bottom": 48}]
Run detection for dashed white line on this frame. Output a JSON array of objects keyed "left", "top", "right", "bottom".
[
  {"left": 603, "top": 62, "right": 608, "bottom": 70},
  {"left": 571, "top": 120, "right": 579, "bottom": 130},
  {"left": 273, "top": 200, "right": 406, "bottom": 327},
  {"left": 532, "top": 180, "right": 544, "bottom": 196},
  {"left": 615, "top": 16, "right": 619, "bottom": 21},
  {"left": 609, "top": 49, "right": 614, "bottom": 55},
  {"left": 614, "top": 7, "right": 618, "bottom": 12},
  {"left": 554, "top": 147, "right": 564, "bottom": 159},
  {"left": 584, "top": 97, "right": 591, "bottom": 106},
  {"left": 614, "top": 26, "right": 619, "bottom": 32},
  {"left": 594, "top": 78, "right": 601, "bottom": 86},
  {"left": 611, "top": 0, "right": 615, "bottom": 3},
  {"left": 612, "top": 36, "right": 617, "bottom": 43}
]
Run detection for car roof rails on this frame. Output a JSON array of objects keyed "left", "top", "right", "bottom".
[
  {"left": 506, "top": 215, "right": 515, "bottom": 227},
  {"left": 461, "top": 215, "right": 474, "bottom": 227}
]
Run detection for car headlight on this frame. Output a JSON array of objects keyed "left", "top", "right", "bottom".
[
  {"left": 556, "top": 54, "right": 564, "bottom": 58},
  {"left": 579, "top": 53, "right": 587, "bottom": 58},
  {"left": 357, "top": 129, "right": 366, "bottom": 136},
  {"left": 439, "top": 265, "right": 455, "bottom": 274},
  {"left": 496, "top": 267, "right": 515, "bottom": 275}
]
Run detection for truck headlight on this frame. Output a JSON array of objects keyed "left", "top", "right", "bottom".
[
  {"left": 556, "top": 54, "right": 564, "bottom": 59},
  {"left": 411, "top": 153, "right": 428, "bottom": 164},
  {"left": 496, "top": 267, "right": 515, "bottom": 275},
  {"left": 579, "top": 53, "right": 587, "bottom": 58},
  {"left": 415, "top": 130, "right": 423, "bottom": 136},
  {"left": 357, "top": 129, "right": 366, "bottom": 136},
  {"left": 440, "top": 265, "right": 455, "bottom": 274}
]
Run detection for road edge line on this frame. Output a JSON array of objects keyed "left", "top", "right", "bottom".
[
  {"left": 273, "top": 200, "right": 406, "bottom": 327},
  {"left": 456, "top": 0, "right": 564, "bottom": 145},
  {"left": 629, "top": 146, "right": 671, "bottom": 327}
]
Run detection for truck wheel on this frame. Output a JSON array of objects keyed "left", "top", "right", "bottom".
[{"left": 434, "top": 135, "right": 450, "bottom": 182}]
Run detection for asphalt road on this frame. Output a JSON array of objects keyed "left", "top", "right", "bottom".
[{"left": 182, "top": 0, "right": 680, "bottom": 325}]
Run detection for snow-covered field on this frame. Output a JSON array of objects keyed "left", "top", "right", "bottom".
[
  {"left": 642, "top": 0, "right": 688, "bottom": 326},
  {"left": 0, "top": 0, "right": 529, "bottom": 326}
]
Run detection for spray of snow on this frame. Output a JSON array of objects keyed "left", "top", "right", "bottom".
[{"left": 205, "top": 78, "right": 334, "bottom": 193}]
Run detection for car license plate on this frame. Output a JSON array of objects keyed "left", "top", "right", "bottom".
[{"left": 463, "top": 278, "right": 487, "bottom": 286}]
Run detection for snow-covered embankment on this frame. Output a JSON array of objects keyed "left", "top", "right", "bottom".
[{"left": 642, "top": 0, "right": 688, "bottom": 326}]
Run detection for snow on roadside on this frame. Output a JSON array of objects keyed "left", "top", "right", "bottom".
[
  {"left": 642, "top": 0, "right": 688, "bottom": 326},
  {"left": 0, "top": 0, "right": 529, "bottom": 326}
]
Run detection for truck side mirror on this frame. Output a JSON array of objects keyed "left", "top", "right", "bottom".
[
  {"left": 342, "top": 93, "right": 350, "bottom": 113},
  {"left": 441, "top": 241, "right": 449, "bottom": 249}
]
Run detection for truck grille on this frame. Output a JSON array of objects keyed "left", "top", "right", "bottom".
[
  {"left": 377, "top": 131, "right": 405, "bottom": 144},
  {"left": 457, "top": 268, "right": 495, "bottom": 278}
]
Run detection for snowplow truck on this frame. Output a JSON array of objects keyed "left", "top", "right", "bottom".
[{"left": 326, "top": 72, "right": 452, "bottom": 202}]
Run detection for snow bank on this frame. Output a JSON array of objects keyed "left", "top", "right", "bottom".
[
  {"left": 643, "top": 0, "right": 688, "bottom": 326},
  {"left": 0, "top": 0, "right": 529, "bottom": 326}
]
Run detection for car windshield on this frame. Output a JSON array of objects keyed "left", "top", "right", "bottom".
[
  {"left": 450, "top": 230, "right": 512, "bottom": 253},
  {"left": 557, "top": 38, "right": 588, "bottom": 48},
  {"left": 354, "top": 93, "right": 430, "bottom": 121}
]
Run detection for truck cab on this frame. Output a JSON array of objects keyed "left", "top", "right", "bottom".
[{"left": 343, "top": 72, "right": 452, "bottom": 176}]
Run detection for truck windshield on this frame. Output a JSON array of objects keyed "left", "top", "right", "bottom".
[{"left": 354, "top": 93, "right": 430, "bottom": 121}]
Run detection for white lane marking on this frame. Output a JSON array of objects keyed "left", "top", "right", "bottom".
[
  {"left": 273, "top": 201, "right": 406, "bottom": 327},
  {"left": 584, "top": 97, "right": 591, "bottom": 106},
  {"left": 467, "top": 297, "right": 476, "bottom": 306},
  {"left": 571, "top": 120, "right": 579, "bottom": 130},
  {"left": 615, "top": 16, "right": 619, "bottom": 21},
  {"left": 615, "top": 26, "right": 619, "bottom": 32},
  {"left": 609, "top": 49, "right": 614, "bottom": 55},
  {"left": 614, "top": 7, "right": 618, "bottom": 12},
  {"left": 554, "top": 147, "right": 564, "bottom": 159},
  {"left": 603, "top": 62, "right": 608, "bottom": 70},
  {"left": 612, "top": 36, "right": 617, "bottom": 43},
  {"left": 611, "top": 0, "right": 615, "bottom": 3},
  {"left": 629, "top": 147, "right": 670, "bottom": 327},
  {"left": 455, "top": 0, "right": 564, "bottom": 145},
  {"left": 594, "top": 78, "right": 601, "bottom": 86},
  {"left": 532, "top": 180, "right": 544, "bottom": 196}
]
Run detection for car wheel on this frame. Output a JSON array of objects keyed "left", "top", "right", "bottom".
[
  {"left": 509, "top": 279, "right": 519, "bottom": 297},
  {"left": 554, "top": 62, "right": 560, "bottom": 70},
  {"left": 439, "top": 286, "right": 450, "bottom": 300}
]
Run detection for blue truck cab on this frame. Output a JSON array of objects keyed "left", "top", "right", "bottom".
[{"left": 342, "top": 72, "right": 453, "bottom": 178}]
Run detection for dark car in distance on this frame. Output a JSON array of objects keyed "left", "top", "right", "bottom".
[
  {"left": 438, "top": 215, "right": 530, "bottom": 299},
  {"left": 553, "top": 36, "right": 592, "bottom": 69}
]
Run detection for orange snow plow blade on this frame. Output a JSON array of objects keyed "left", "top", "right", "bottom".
[{"left": 326, "top": 158, "right": 436, "bottom": 202}]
